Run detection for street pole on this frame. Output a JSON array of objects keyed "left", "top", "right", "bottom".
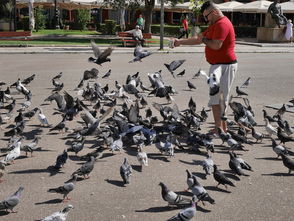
[
  {"left": 160, "top": 0, "right": 164, "bottom": 50},
  {"left": 54, "top": 0, "right": 60, "bottom": 29}
]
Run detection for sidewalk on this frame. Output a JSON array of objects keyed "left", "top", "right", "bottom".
[{"left": 1, "top": 36, "right": 294, "bottom": 54}]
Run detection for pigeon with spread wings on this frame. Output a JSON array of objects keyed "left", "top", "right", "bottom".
[{"left": 88, "top": 40, "right": 113, "bottom": 65}]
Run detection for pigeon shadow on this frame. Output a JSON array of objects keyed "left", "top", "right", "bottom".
[
  {"left": 148, "top": 153, "right": 170, "bottom": 162},
  {"left": 9, "top": 168, "right": 50, "bottom": 174},
  {"left": 196, "top": 205, "right": 211, "bottom": 213},
  {"left": 135, "top": 206, "right": 179, "bottom": 213},
  {"left": 22, "top": 128, "right": 43, "bottom": 140},
  {"left": 262, "top": 172, "right": 293, "bottom": 177},
  {"left": 68, "top": 155, "right": 82, "bottom": 161},
  {"left": 35, "top": 198, "right": 63, "bottom": 205},
  {"left": 204, "top": 185, "right": 231, "bottom": 193},
  {"left": 192, "top": 172, "right": 207, "bottom": 180},
  {"left": 175, "top": 191, "right": 193, "bottom": 197},
  {"left": 223, "top": 172, "right": 241, "bottom": 181},
  {"left": 131, "top": 164, "right": 142, "bottom": 172},
  {"left": 47, "top": 166, "right": 65, "bottom": 176},
  {"left": 178, "top": 159, "right": 196, "bottom": 166},
  {"left": 192, "top": 160, "right": 204, "bottom": 166},
  {"left": 0, "top": 211, "right": 10, "bottom": 216},
  {"left": 105, "top": 179, "right": 125, "bottom": 187},
  {"left": 100, "top": 153, "right": 114, "bottom": 159},
  {"left": 255, "top": 157, "right": 281, "bottom": 161}
]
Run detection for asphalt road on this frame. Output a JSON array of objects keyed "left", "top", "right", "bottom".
[{"left": 0, "top": 53, "right": 293, "bottom": 221}]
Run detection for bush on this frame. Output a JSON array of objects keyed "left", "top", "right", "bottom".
[
  {"left": 34, "top": 6, "right": 46, "bottom": 31},
  {"left": 20, "top": 16, "right": 30, "bottom": 31},
  {"left": 234, "top": 26, "right": 257, "bottom": 38},
  {"left": 76, "top": 9, "right": 91, "bottom": 31},
  {"left": 100, "top": 20, "right": 117, "bottom": 35}
]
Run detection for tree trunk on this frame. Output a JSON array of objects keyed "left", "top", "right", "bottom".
[
  {"left": 143, "top": 0, "right": 155, "bottom": 33},
  {"left": 119, "top": 7, "right": 126, "bottom": 32}
]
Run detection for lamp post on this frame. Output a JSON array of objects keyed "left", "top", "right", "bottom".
[{"left": 160, "top": 0, "right": 164, "bottom": 50}]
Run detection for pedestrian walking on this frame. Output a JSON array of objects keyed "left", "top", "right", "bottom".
[
  {"left": 285, "top": 19, "right": 293, "bottom": 42},
  {"left": 178, "top": 15, "right": 189, "bottom": 39}
]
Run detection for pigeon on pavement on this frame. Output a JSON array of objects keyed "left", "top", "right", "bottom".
[
  {"left": 0, "top": 186, "right": 24, "bottom": 213},
  {"left": 54, "top": 150, "right": 68, "bottom": 170},
  {"left": 202, "top": 155, "right": 214, "bottom": 178},
  {"left": 71, "top": 156, "right": 95, "bottom": 179},
  {"left": 41, "top": 204, "right": 74, "bottom": 221},
  {"left": 167, "top": 195, "right": 197, "bottom": 221},
  {"left": 159, "top": 182, "right": 190, "bottom": 207},
  {"left": 120, "top": 157, "right": 132, "bottom": 185},
  {"left": 281, "top": 154, "right": 294, "bottom": 174},
  {"left": 213, "top": 165, "right": 235, "bottom": 190}
]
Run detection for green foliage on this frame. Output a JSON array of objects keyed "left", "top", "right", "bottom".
[
  {"left": 151, "top": 24, "right": 207, "bottom": 36},
  {"left": 100, "top": 20, "right": 117, "bottom": 35},
  {"left": 76, "top": 9, "right": 91, "bottom": 31},
  {"left": 21, "top": 16, "right": 30, "bottom": 31},
  {"left": 190, "top": 0, "right": 206, "bottom": 16},
  {"left": 34, "top": 7, "right": 46, "bottom": 32}
]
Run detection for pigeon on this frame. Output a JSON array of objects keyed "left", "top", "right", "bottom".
[
  {"left": 228, "top": 152, "right": 249, "bottom": 176},
  {"left": 167, "top": 195, "right": 197, "bottom": 221},
  {"left": 236, "top": 86, "right": 248, "bottom": 96},
  {"left": 83, "top": 68, "right": 99, "bottom": 80},
  {"left": 240, "top": 77, "right": 251, "bottom": 88},
  {"left": 274, "top": 104, "right": 286, "bottom": 118},
  {"left": 190, "top": 176, "right": 215, "bottom": 205},
  {"left": 137, "top": 146, "right": 148, "bottom": 167},
  {"left": 277, "top": 127, "right": 294, "bottom": 145},
  {"left": 37, "top": 108, "right": 50, "bottom": 127},
  {"left": 264, "top": 118, "right": 277, "bottom": 137},
  {"left": 284, "top": 120, "right": 294, "bottom": 136},
  {"left": 110, "top": 135, "right": 123, "bottom": 153},
  {"left": 54, "top": 149, "right": 68, "bottom": 170},
  {"left": 21, "top": 136, "right": 40, "bottom": 157},
  {"left": 41, "top": 204, "right": 74, "bottom": 221},
  {"left": 202, "top": 155, "right": 214, "bottom": 178},
  {"left": 185, "top": 169, "right": 196, "bottom": 191},
  {"left": 52, "top": 72, "right": 63, "bottom": 80},
  {"left": 177, "top": 69, "right": 185, "bottom": 77},
  {"left": 69, "top": 136, "right": 85, "bottom": 155},
  {"left": 80, "top": 147, "right": 104, "bottom": 161},
  {"left": 139, "top": 81, "right": 151, "bottom": 92},
  {"left": 0, "top": 186, "right": 24, "bottom": 213},
  {"left": 48, "top": 175, "right": 77, "bottom": 202},
  {"left": 71, "top": 156, "right": 95, "bottom": 179},
  {"left": 159, "top": 182, "right": 191, "bottom": 207},
  {"left": 251, "top": 127, "right": 265, "bottom": 143},
  {"left": 213, "top": 165, "right": 235, "bottom": 190},
  {"left": 49, "top": 116, "right": 67, "bottom": 133},
  {"left": 271, "top": 138, "right": 288, "bottom": 158},
  {"left": 0, "top": 162, "right": 5, "bottom": 183},
  {"left": 129, "top": 44, "right": 152, "bottom": 63},
  {"left": 280, "top": 154, "right": 294, "bottom": 174},
  {"left": 230, "top": 152, "right": 252, "bottom": 171},
  {"left": 187, "top": 81, "right": 196, "bottom": 90},
  {"left": 120, "top": 157, "right": 132, "bottom": 185},
  {"left": 164, "top": 59, "right": 186, "bottom": 78},
  {"left": 88, "top": 40, "right": 113, "bottom": 65},
  {"left": 102, "top": 69, "right": 111, "bottom": 78},
  {"left": 3, "top": 137, "right": 22, "bottom": 164},
  {"left": 262, "top": 109, "right": 277, "bottom": 123}
]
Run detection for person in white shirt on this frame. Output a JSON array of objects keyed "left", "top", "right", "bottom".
[
  {"left": 285, "top": 19, "right": 293, "bottom": 42},
  {"left": 126, "top": 25, "right": 145, "bottom": 46}
]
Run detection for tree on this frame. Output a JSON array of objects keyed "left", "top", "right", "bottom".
[
  {"left": 2, "top": 0, "right": 14, "bottom": 31},
  {"left": 103, "top": 0, "right": 141, "bottom": 31}
]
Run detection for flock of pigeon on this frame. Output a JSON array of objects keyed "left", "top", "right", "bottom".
[{"left": 0, "top": 41, "right": 294, "bottom": 221}]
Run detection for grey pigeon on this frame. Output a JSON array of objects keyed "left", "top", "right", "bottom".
[
  {"left": 129, "top": 45, "right": 152, "bottom": 63},
  {"left": 48, "top": 175, "right": 77, "bottom": 202},
  {"left": 202, "top": 155, "right": 214, "bottom": 178},
  {"left": 54, "top": 149, "right": 68, "bottom": 170},
  {"left": 120, "top": 157, "right": 132, "bottom": 185},
  {"left": 281, "top": 154, "right": 294, "bottom": 174},
  {"left": 231, "top": 152, "right": 252, "bottom": 171},
  {"left": 164, "top": 59, "right": 186, "bottom": 78},
  {"left": 213, "top": 165, "right": 235, "bottom": 190},
  {"left": 251, "top": 127, "right": 264, "bottom": 143},
  {"left": 0, "top": 162, "right": 5, "bottom": 182},
  {"left": 187, "top": 81, "right": 196, "bottom": 90},
  {"left": 88, "top": 40, "right": 113, "bottom": 65},
  {"left": 41, "top": 204, "right": 74, "bottom": 221},
  {"left": 102, "top": 69, "right": 111, "bottom": 78},
  {"left": 0, "top": 186, "right": 24, "bottom": 213},
  {"left": 190, "top": 176, "right": 215, "bottom": 205},
  {"left": 229, "top": 152, "right": 249, "bottom": 176},
  {"left": 236, "top": 86, "right": 248, "bottom": 96},
  {"left": 271, "top": 138, "right": 288, "bottom": 158},
  {"left": 71, "top": 156, "right": 95, "bottom": 179},
  {"left": 240, "top": 77, "right": 251, "bottom": 88},
  {"left": 185, "top": 169, "right": 196, "bottom": 191},
  {"left": 167, "top": 195, "right": 197, "bottom": 221},
  {"left": 21, "top": 136, "right": 40, "bottom": 157},
  {"left": 159, "top": 182, "right": 191, "bottom": 207}
]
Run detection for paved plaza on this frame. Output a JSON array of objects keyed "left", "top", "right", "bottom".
[{"left": 0, "top": 52, "right": 293, "bottom": 221}]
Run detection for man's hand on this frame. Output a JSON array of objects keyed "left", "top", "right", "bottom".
[{"left": 173, "top": 38, "right": 181, "bottom": 47}]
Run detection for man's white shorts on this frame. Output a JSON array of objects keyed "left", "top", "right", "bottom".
[{"left": 208, "top": 63, "right": 238, "bottom": 107}]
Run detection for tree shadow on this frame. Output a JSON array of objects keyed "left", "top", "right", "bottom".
[
  {"left": 262, "top": 172, "right": 293, "bottom": 177},
  {"left": 105, "top": 179, "right": 125, "bottom": 187},
  {"left": 204, "top": 185, "right": 231, "bottom": 193},
  {"left": 35, "top": 198, "right": 63, "bottom": 205}
]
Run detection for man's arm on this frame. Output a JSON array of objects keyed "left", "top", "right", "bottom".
[
  {"left": 174, "top": 34, "right": 203, "bottom": 47},
  {"left": 202, "top": 37, "right": 223, "bottom": 50}
]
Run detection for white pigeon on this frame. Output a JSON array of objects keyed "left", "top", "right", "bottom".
[
  {"left": 264, "top": 118, "right": 277, "bottom": 137},
  {"left": 41, "top": 204, "right": 74, "bottom": 221},
  {"left": 137, "top": 146, "right": 148, "bottom": 167},
  {"left": 37, "top": 108, "right": 50, "bottom": 126},
  {"left": 3, "top": 139, "right": 21, "bottom": 164},
  {"left": 202, "top": 155, "right": 214, "bottom": 176}
]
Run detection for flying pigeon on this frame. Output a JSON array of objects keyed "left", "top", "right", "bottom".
[
  {"left": 88, "top": 40, "right": 113, "bottom": 65},
  {"left": 129, "top": 44, "right": 152, "bottom": 63},
  {"left": 177, "top": 69, "right": 185, "bottom": 77},
  {"left": 0, "top": 186, "right": 24, "bottom": 213},
  {"left": 187, "top": 81, "right": 196, "bottom": 90},
  {"left": 102, "top": 69, "right": 111, "bottom": 79},
  {"left": 164, "top": 59, "right": 186, "bottom": 78},
  {"left": 41, "top": 204, "right": 73, "bottom": 221}
]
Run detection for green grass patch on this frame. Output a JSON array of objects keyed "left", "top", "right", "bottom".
[{"left": 31, "top": 29, "right": 99, "bottom": 36}]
